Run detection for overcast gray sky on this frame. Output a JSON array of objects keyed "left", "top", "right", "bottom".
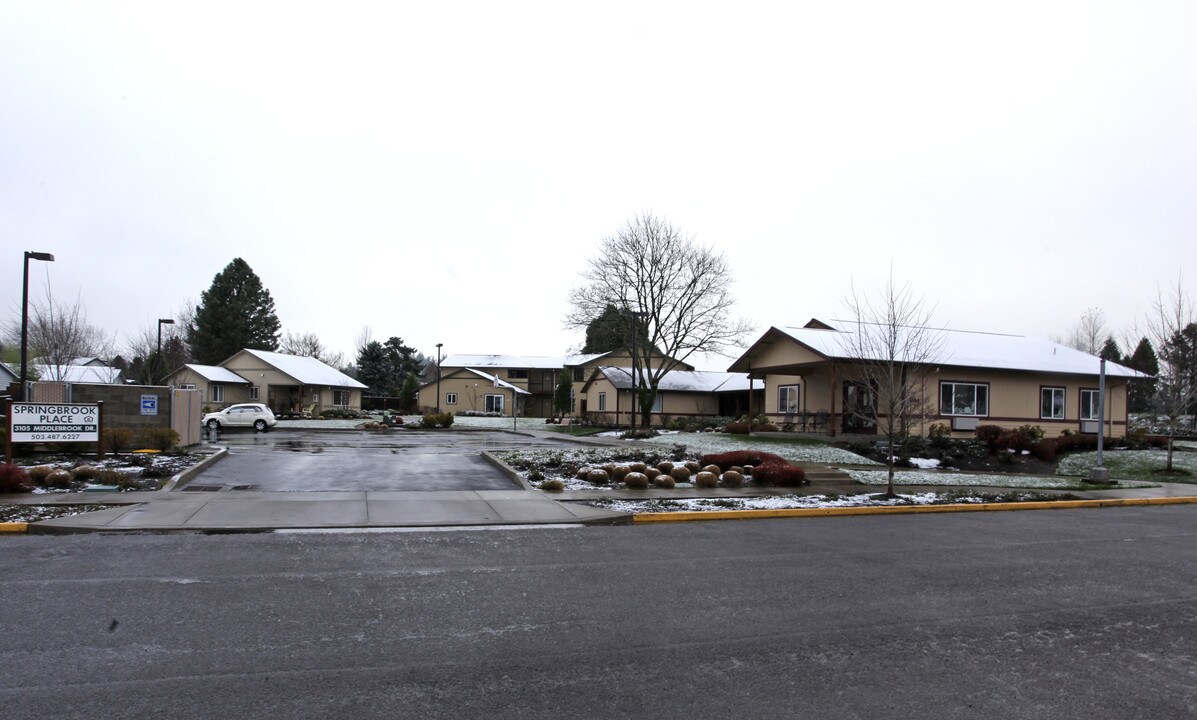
[{"left": 3, "top": 1, "right": 1194, "bottom": 370}]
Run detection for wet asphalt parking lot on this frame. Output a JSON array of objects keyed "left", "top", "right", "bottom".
[{"left": 190, "top": 428, "right": 570, "bottom": 492}]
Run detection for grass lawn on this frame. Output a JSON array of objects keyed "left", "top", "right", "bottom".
[
  {"left": 848, "top": 468, "right": 1156, "bottom": 491},
  {"left": 1056, "top": 448, "right": 1197, "bottom": 483},
  {"left": 637, "top": 432, "right": 880, "bottom": 465}
]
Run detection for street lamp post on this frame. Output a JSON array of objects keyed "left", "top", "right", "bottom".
[
  {"left": 18, "top": 251, "right": 55, "bottom": 401},
  {"left": 156, "top": 318, "right": 175, "bottom": 384},
  {"left": 435, "top": 343, "right": 443, "bottom": 413}
]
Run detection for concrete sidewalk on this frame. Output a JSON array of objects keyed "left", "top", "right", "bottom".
[{"left": 23, "top": 489, "right": 629, "bottom": 533}]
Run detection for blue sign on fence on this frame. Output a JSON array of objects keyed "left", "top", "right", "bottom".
[{"left": 140, "top": 394, "right": 159, "bottom": 416}]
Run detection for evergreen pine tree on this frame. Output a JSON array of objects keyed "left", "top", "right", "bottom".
[{"left": 188, "top": 258, "right": 281, "bottom": 364}]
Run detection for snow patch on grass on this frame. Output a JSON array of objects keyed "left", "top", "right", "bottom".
[
  {"left": 634, "top": 432, "right": 880, "bottom": 465},
  {"left": 591, "top": 490, "right": 1071, "bottom": 514},
  {"left": 847, "top": 469, "right": 1156, "bottom": 490},
  {"left": 1056, "top": 449, "right": 1197, "bottom": 482}
]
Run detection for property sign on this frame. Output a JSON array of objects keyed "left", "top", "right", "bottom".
[
  {"left": 140, "top": 394, "right": 159, "bottom": 416},
  {"left": 8, "top": 403, "right": 100, "bottom": 442}
]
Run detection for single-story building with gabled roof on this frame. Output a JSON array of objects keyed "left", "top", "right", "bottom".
[
  {"left": 164, "top": 364, "right": 252, "bottom": 407},
  {"left": 579, "top": 367, "right": 759, "bottom": 427},
  {"left": 728, "top": 319, "right": 1146, "bottom": 438},
  {"left": 31, "top": 363, "right": 123, "bottom": 384},
  {"left": 166, "top": 349, "right": 367, "bottom": 415},
  {"left": 417, "top": 367, "right": 531, "bottom": 415}
]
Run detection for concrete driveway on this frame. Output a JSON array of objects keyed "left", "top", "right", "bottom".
[{"left": 189, "top": 428, "right": 567, "bottom": 492}]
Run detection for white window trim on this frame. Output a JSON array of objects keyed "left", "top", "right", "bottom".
[
  {"left": 1080, "top": 388, "right": 1101, "bottom": 421},
  {"left": 249, "top": 386, "right": 260, "bottom": 400},
  {"left": 1040, "top": 387, "right": 1065, "bottom": 420},
  {"left": 485, "top": 393, "right": 505, "bottom": 414},
  {"left": 940, "top": 382, "right": 988, "bottom": 417},
  {"left": 598, "top": 392, "right": 606, "bottom": 411},
  {"left": 211, "top": 385, "right": 224, "bottom": 402},
  {"left": 778, "top": 385, "right": 800, "bottom": 414},
  {"left": 445, "top": 392, "right": 458, "bottom": 405}
]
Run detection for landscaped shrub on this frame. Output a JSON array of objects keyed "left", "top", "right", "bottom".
[
  {"left": 653, "top": 474, "right": 676, "bottom": 489},
  {"left": 103, "top": 428, "right": 136, "bottom": 453},
  {"left": 0, "top": 464, "right": 33, "bottom": 493},
  {"left": 629, "top": 462, "right": 648, "bottom": 473},
  {"left": 975, "top": 425, "right": 1004, "bottom": 453},
  {"left": 700, "top": 450, "right": 788, "bottom": 469},
  {"left": 46, "top": 468, "right": 74, "bottom": 489},
  {"left": 928, "top": 423, "right": 952, "bottom": 449},
  {"left": 421, "top": 412, "right": 455, "bottom": 428},
  {"left": 656, "top": 462, "right": 674, "bottom": 475},
  {"left": 720, "top": 470, "right": 745, "bottom": 488},
  {"left": 623, "top": 472, "right": 649, "bottom": 489},
  {"left": 95, "top": 468, "right": 137, "bottom": 489},
  {"left": 71, "top": 465, "right": 100, "bottom": 481},
  {"left": 610, "top": 466, "right": 631, "bottom": 482},
  {"left": 702, "top": 464, "right": 721, "bottom": 475},
  {"left": 669, "top": 466, "right": 691, "bottom": 483},
  {"left": 586, "top": 469, "right": 610, "bottom": 485},
  {"left": 752, "top": 463, "right": 807, "bottom": 487},
  {"left": 136, "top": 428, "right": 180, "bottom": 453},
  {"left": 684, "top": 461, "right": 701, "bottom": 474},
  {"left": 576, "top": 467, "right": 592, "bottom": 480},
  {"left": 644, "top": 467, "right": 661, "bottom": 480},
  {"left": 724, "top": 421, "right": 750, "bottom": 434},
  {"left": 28, "top": 465, "right": 55, "bottom": 485},
  {"left": 694, "top": 471, "right": 718, "bottom": 488},
  {"left": 539, "top": 479, "right": 565, "bottom": 492},
  {"left": 621, "top": 429, "right": 658, "bottom": 440},
  {"left": 1030, "top": 438, "right": 1059, "bottom": 462}
]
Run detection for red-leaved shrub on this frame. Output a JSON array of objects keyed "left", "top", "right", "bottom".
[
  {"left": 752, "top": 463, "right": 807, "bottom": 487},
  {"left": 0, "top": 464, "right": 33, "bottom": 493}
]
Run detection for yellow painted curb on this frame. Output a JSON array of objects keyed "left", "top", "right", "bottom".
[
  {"left": 0, "top": 522, "right": 29, "bottom": 534},
  {"left": 631, "top": 496, "right": 1197, "bottom": 523}
]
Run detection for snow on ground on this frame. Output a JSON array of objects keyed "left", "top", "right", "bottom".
[
  {"left": 908, "top": 457, "right": 941, "bottom": 469},
  {"left": 634, "top": 432, "right": 880, "bottom": 465},
  {"left": 1056, "top": 448, "right": 1197, "bottom": 481},
  {"left": 848, "top": 469, "right": 1155, "bottom": 490},
  {"left": 593, "top": 490, "right": 1062, "bottom": 513}
]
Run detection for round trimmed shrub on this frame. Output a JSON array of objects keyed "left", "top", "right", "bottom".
[
  {"left": 694, "top": 471, "right": 718, "bottom": 488},
  {"left": 669, "top": 466, "right": 691, "bottom": 483},
  {"left": 586, "top": 469, "right": 610, "bottom": 485},
  {"left": 721, "top": 470, "right": 745, "bottom": 488},
  {"left": 656, "top": 462, "right": 674, "bottom": 475},
  {"left": 610, "top": 466, "right": 631, "bottom": 482},
  {"left": 576, "top": 467, "right": 592, "bottom": 480},
  {"left": 684, "top": 461, "right": 701, "bottom": 473},
  {"left": 653, "top": 474, "right": 676, "bottom": 489},
  {"left": 72, "top": 465, "right": 100, "bottom": 481},
  {"left": 623, "top": 472, "right": 649, "bottom": 489},
  {"left": 702, "top": 464, "right": 722, "bottom": 475},
  {"left": 629, "top": 462, "right": 648, "bottom": 473},
  {"left": 46, "top": 468, "right": 73, "bottom": 489},
  {"left": 645, "top": 467, "right": 661, "bottom": 480},
  {"left": 29, "top": 465, "right": 54, "bottom": 485},
  {"left": 539, "top": 479, "right": 565, "bottom": 492}
]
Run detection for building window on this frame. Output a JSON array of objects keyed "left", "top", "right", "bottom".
[
  {"left": 1080, "top": 389, "right": 1101, "bottom": 420},
  {"left": 179, "top": 383, "right": 195, "bottom": 390},
  {"left": 940, "top": 382, "right": 988, "bottom": 416},
  {"left": 485, "top": 394, "right": 505, "bottom": 414},
  {"left": 508, "top": 369, "right": 528, "bottom": 379},
  {"left": 778, "top": 385, "right": 800, "bottom": 414},
  {"left": 249, "top": 386, "right": 260, "bottom": 400},
  {"left": 573, "top": 368, "right": 584, "bottom": 382},
  {"left": 333, "top": 390, "right": 350, "bottom": 406},
  {"left": 1040, "top": 387, "right": 1064, "bottom": 419},
  {"left": 598, "top": 392, "right": 606, "bottom": 411},
  {"left": 445, "top": 392, "right": 458, "bottom": 405},
  {"left": 650, "top": 393, "right": 663, "bottom": 413},
  {"left": 211, "top": 385, "right": 224, "bottom": 402}
]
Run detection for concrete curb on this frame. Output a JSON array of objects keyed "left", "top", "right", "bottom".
[
  {"left": 631, "top": 495, "right": 1197, "bottom": 524},
  {"left": 161, "top": 447, "right": 228, "bottom": 491},
  {"left": 480, "top": 451, "right": 534, "bottom": 490}
]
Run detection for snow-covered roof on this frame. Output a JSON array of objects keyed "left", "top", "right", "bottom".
[
  {"left": 596, "top": 367, "right": 753, "bottom": 393},
  {"left": 440, "top": 354, "right": 570, "bottom": 370},
  {"left": 241, "top": 349, "right": 368, "bottom": 388},
  {"left": 0, "top": 362, "right": 16, "bottom": 381},
  {"left": 772, "top": 325, "right": 1145, "bottom": 377},
  {"left": 32, "top": 364, "right": 122, "bottom": 384},
  {"left": 182, "top": 364, "right": 249, "bottom": 384},
  {"left": 458, "top": 368, "right": 532, "bottom": 394}
]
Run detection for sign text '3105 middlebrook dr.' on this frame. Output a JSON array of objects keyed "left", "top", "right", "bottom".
[{"left": 7, "top": 403, "right": 101, "bottom": 442}]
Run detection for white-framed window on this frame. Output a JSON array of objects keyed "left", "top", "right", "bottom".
[
  {"left": 333, "top": 390, "right": 350, "bottom": 406},
  {"left": 445, "top": 392, "right": 458, "bottom": 405},
  {"left": 211, "top": 385, "right": 224, "bottom": 402},
  {"left": 180, "top": 383, "right": 196, "bottom": 390},
  {"left": 1040, "top": 387, "right": 1065, "bottom": 419},
  {"left": 650, "top": 392, "right": 663, "bottom": 413},
  {"left": 598, "top": 392, "right": 606, "bottom": 411},
  {"left": 940, "top": 382, "right": 988, "bottom": 416},
  {"left": 778, "top": 385, "right": 800, "bottom": 414},
  {"left": 310, "top": 392, "right": 320, "bottom": 404},
  {"left": 1080, "top": 389, "right": 1101, "bottom": 420},
  {"left": 249, "top": 386, "right": 260, "bottom": 400},
  {"left": 485, "top": 394, "right": 504, "bottom": 414}
]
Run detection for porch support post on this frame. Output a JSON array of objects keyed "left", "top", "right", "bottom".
[
  {"left": 747, "top": 366, "right": 753, "bottom": 433},
  {"left": 829, "top": 363, "right": 837, "bottom": 438}
]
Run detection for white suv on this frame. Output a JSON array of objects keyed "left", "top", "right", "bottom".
[{"left": 202, "top": 403, "right": 278, "bottom": 432}]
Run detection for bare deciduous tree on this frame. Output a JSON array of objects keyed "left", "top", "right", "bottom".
[
  {"left": 4, "top": 286, "right": 114, "bottom": 380},
  {"left": 567, "top": 212, "right": 753, "bottom": 428},
  {"left": 838, "top": 273, "right": 946, "bottom": 498},
  {"left": 1147, "top": 275, "right": 1197, "bottom": 472},
  {"left": 1065, "top": 307, "right": 1109, "bottom": 355}
]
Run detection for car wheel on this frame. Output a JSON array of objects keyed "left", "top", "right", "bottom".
[
  {"left": 206, "top": 419, "right": 220, "bottom": 431},
  {"left": 254, "top": 420, "right": 267, "bottom": 432}
]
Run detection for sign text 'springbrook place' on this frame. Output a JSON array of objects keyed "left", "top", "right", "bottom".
[{"left": 8, "top": 403, "right": 100, "bottom": 442}]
